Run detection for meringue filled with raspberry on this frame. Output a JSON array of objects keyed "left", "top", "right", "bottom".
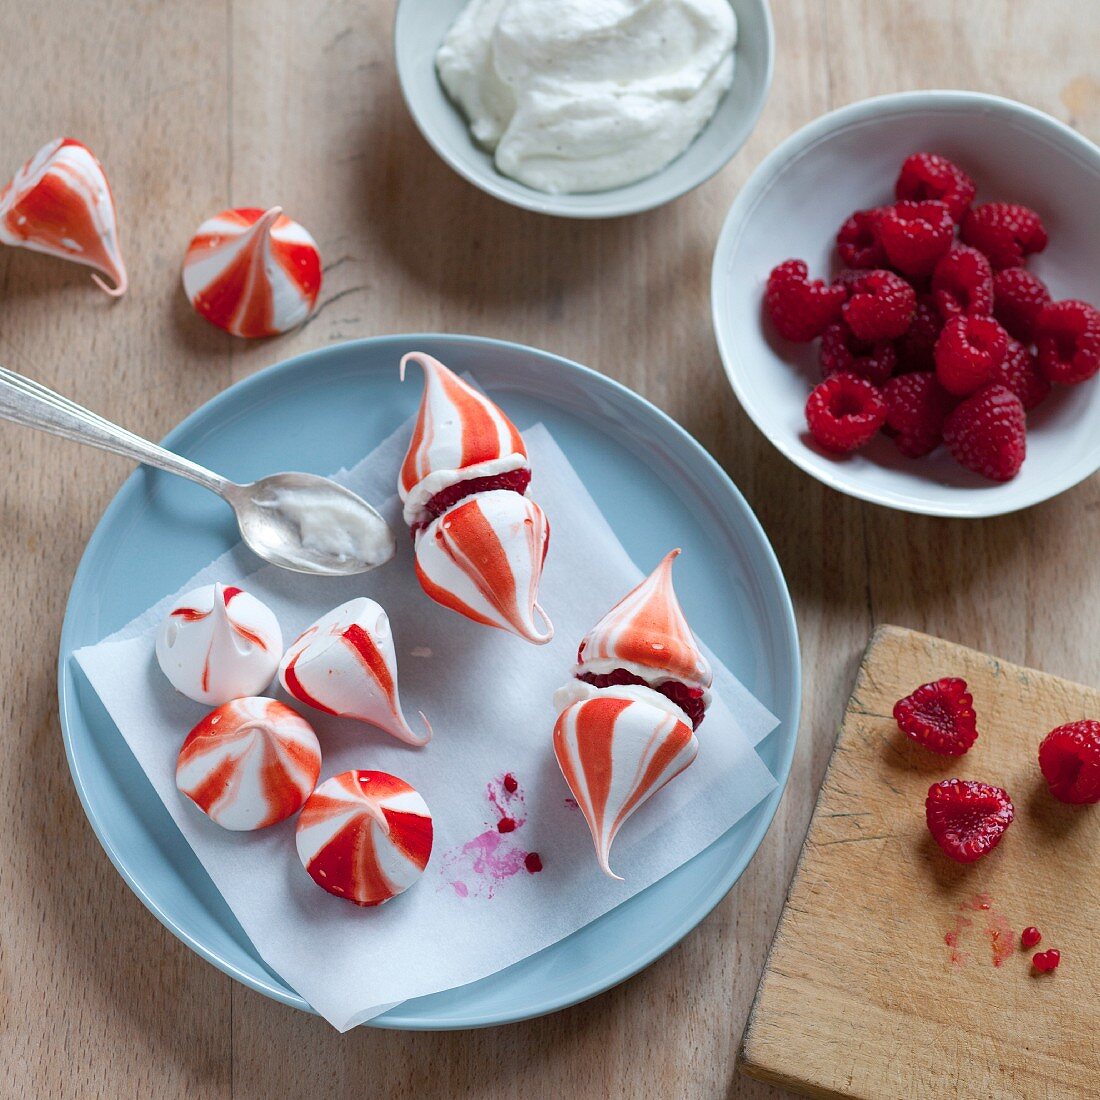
[{"left": 399, "top": 351, "right": 552, "bottom": 644}]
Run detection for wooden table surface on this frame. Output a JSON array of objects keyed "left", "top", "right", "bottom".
[{"left": 1, "top": 2, "right": 1097, "bottom": 1097}]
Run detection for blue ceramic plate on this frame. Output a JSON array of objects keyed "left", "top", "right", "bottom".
[{"left": 58, "top": 335, "right": 799, "bottom": 1029}]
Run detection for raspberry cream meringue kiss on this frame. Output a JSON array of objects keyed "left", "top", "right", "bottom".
[
  {"left": 278, "top": 598, "right": 431, "bottom": 746},
  {"left": 552, "top": 550, "right": 710, "bottom": 879},
  {"left": 182, "top": 206, "right": 322, "bottom": 338},
  {"left": 176, "top": 697, "right": 321, "bottom": 830},
  {"left": 399, "top": 351, "right": 553, "bottom": 644},
  {"left": 0, "top": 137, "right": 127, "bottom": 295},
  {"left": 296, "top": 770, "right": 433, "bottom": 906},
  {"left": 156, "top": 583, "right": 283, "bottom": 706}
]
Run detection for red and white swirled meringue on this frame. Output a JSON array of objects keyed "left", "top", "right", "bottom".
[
  {"left": 0, "top": 138, "right": 127, "bottom": 295},
  {"left": 182, "top": 206, "right": 322, "bottom": 338},
  {"left": 296, "top": 770, "right": 433, "bottom": 906},
  {"left": 553, "top": 689, "right": 698, "bottom": 880},
  {"left": 176, "top": 697, "right": 321, "bottom": 831},
  {"left": 156, "top": 583, "right": 283, "bottom": 706},
  {"left": 278, "top": 598, "right": 431, "bottom": 746}
]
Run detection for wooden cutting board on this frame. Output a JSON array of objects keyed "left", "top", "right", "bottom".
[{"left": 740, "top": 626, "right": 1100, "bottom": 1100}]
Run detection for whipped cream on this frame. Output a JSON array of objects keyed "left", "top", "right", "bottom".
[
  {"left": 436, "top": 0, "right": 737, "bottom": 194},
  {"left": 260, "top": 486, "right": 393, "bottom": 567},
  {"left": 552, "top": 678, "right": 688, "bottom": 722},
  {"left": 569, "top": 656, "right": 713, "bottom": 708},
  {"left": 401, "top": 453, "right": 525, "bottom": 528}
]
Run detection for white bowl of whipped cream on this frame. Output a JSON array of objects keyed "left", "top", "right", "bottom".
[{"left": 394, "top": 0, "right": 774, "bottom": 218}]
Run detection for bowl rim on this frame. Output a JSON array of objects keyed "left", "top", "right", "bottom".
[
  {"left": 392, "top": 0, "right": 775, "bottom": 219},
  {"left": 710, "top": 89, "right": 1100, "bottom": 518}
]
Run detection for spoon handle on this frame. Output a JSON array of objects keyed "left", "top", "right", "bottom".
[{"left": 0, "top": 365, "right": 229, "bottom": 495}]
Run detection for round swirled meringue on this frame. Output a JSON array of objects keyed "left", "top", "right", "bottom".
[
  {"left": 296, "top": 770, "right": 434, "bottom": 906},
  {"left": 176, "top": 697, "right": 321, "bottom": 831},
  {"left": 182, "top": 206, "right": 322, "bottom": 337},
  {"left": 156, "top": 583, "right": 283, "bottom": 706},
  {"left": 0, "top": 137, "right": 127, "bottom": 295}
]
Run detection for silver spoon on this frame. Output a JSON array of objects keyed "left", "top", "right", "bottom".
[{"left": 0, "top": 365, "right": 395, "bottom": 576}]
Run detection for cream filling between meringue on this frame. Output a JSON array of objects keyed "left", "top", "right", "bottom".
[
  {"left": 401, "top": 453, "right": 527, "bottom": 527},
  {"left": 572, "top": 655, "right": 714, "bottom": 709},
  {"left": 552, "top": 679, "right": 689, "bottom": 723}
]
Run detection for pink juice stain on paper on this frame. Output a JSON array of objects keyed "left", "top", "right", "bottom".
[
  {"left": 942, "top": 894, "right": 1014, "bottom": 968},
  {"left": 440, "top": 773, "right": 544, "bottom": 899}
]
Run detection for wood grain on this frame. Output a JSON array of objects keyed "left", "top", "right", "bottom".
[
  {"left": 0, "top": 1, "right": 1096, "bottom": 1097},
  {"left": 740, "top": 625, "right": 1100, "bottom": 1099}
]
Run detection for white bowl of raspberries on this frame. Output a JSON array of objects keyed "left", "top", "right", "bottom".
[{"left": 711, "top": 91, "right": 1100, "bottom": 517}]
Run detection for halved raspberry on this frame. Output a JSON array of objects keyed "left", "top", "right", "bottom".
[
  {"left": 893, "top": 677, "right": 978, "bottom": 755},
  {"left": 895, "top": 153, "right": 977, "bottom": 222},
  {"left": 878, "top": 200, "right": 955, "bottom": 278},
  {"left": 841, "top": 270, "right": 916, "bottom": 341},
  {"left": 961, "top": 203, "right": 1048, "bottom": 270},
  {"left": 925, "top": 779, "right": 1014, "bottom": 863},
  {"left": 992, "top": 339, "right": 1050, "bottom": 411},
  {"left": 1034, "top": 299, "right": 1100, "bottom": 385},
  {"left": 943, "top": 384, "right": 1026, "bottom": 481},
  {"left": 931, "top": 245, "right": 994, "bottom": 321},
  {"left": 424, "top": 467, "right": 532, "bottom": 518},
  {"left": 993, "top": 267, "right": 1051, "bottom": 343},
  {"left": 576, "top": 669, "right": 707, "bottom": 730},
  {"left": 934, "top": 315, "right": 1009, "bottom": 396},
  {"left": 895, "top": 298, "right": 944, "bottom": 373},
  {"left": 1038, "top": 720, "right": 1100, "bottom": 805},
  {"left": 804, "top": 372, "right": 886, "bottom": 453},
  {"left": 765, "top": 259, "right": 846, "bottom": 342},
  {"left": 819, "top": 323, "right": 896, "bottom": 385},
  {"left": 883, "top": 373, "right": 955, "bottom": 457},
  {"left": 836, "top": 208, "right": 887, "bottom": 269}
]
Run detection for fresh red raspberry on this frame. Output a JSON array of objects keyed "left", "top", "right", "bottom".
[
  {"left": 1034, "top": 299, "right": 1100, "bottom": 385},
  {"left": 895, "top": 153, "right": 977, "bottom": 222},
  {"left": 877, "top": 200, "right": 955, "bottom": 278},
  {"left": 425, "top": 467, "right": 532, "bottom": 517},
  {"left": 576, "top": 669, "right": 707, "bottom": 730},
  {"left": 895, "top": 298, "right": 944, "bottom": 373},
  {"left": 991, "top": 339, "right": 1050, "bottom": 411},
  {"left": 819, "top": 323, "right": 896, "bottom": 385},
  {"left": 841, "top": 269, "right": 916, "bottom": 341},
  {"left": 894, "top": 678, "right": 978, "bottom": 755},
  {"left": 836, "top": 208, "right": 887, "bottom": 269},
  {"left": 765, "top": 259, "right": 846, "bottom": 342},
  {"left": 1021, "top": 927, "right": 1042, "bottom": 949},
  {"left": 931, "top": 245, "right": 994, "bottom": 320},
  {"left": 883, "top": 373, "right": 955, "bottom": 457},
  {"left": 804, "top": 372, "right": 886, "bottom": 453},
  {"left": 961, "top": 203, "right": 1048, "bottom": 270},
  {"left": 943, "top": 384, "right": 1027, "bottom": 481},
  {"left": 934, "top": 315, "right": 1009, "bottom": 396},
  {"left": 1038, "top": 720, "right": 1100, "bottom": 805},
  {"left": 1032, "top": 949, "right": 1061, "bottom": 974},
  {"left": 925, "top": 779, "right": 1014, "bottom": 863},
  {"left": 993, "top": 267, "right": 1051, "bottom": 343}
]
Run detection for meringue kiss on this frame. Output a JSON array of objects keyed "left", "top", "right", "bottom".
[
  {"left": 182, "top": 206, "right": 322, "bottom": 337},
  {"left": 278, "top": 598, "right": 431, "bottom": 746},
  {"left": 399, "top": 351, "right": 553, "bottom": 644},
  {"left": 176, "top": 697, "right": 321, "bottom": 831},
  {"left": 156, "top": 584, "right": 282, "bottom": 706},
  {"left": 0, "top": 137, "right": 127, "bottom": 295}
]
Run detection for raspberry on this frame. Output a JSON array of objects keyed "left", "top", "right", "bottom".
[
  {"left": 425, "top": 467, "right": 531, "bottom": 518},
  {"left": 836, "top": 208, "right": 887, "bottom": 269},
  {"left": 883, "top": 372, "right": 955, "bottom": 457},
  {"left": 765, "top": 259, "right": 846, "bottom": 342},
  {"left": 895, "top": 153, "right": 977, "bottom": 222},
  {"left": 576, "top": 669, "right": 707, "bottom": 730},
  {"left": 893, "top": 678, "right": 978, "bottom": 755},
  {"left": 925, "top": 779, "right": 1014, "bottom": 863},
  {"left": 934, "top": 315, "right": 1009, "bottom": 396},
  {"left": 819, "top": 323, "right": 896, "bottom": 385},
  {"left": 943, "top": 384, "right": 1026, "bottom": 481},
  {"left": 1032, "top": 950, "right": 1061, "bottom": 974},
  {"left": 1021, "top": 927, "right": 1042, "bottom": 949},
  {"left": 993, "top": 267, "right": 1051, "bottom": 344},
  {"left": 841, "top": 269, "right": 916, "bottom": 341},
  {"left": 961, "top": 203, "right": 1048, "bottom": 270},
  {"left": 931, "top": 245, "right": 994, "bottom": 320},
  {"left": 992, "top": 339, "right": 1050, "bottom": 411},
  {"left": 878, "top": 200, "right": 955, "bottom": 278},
  {"left": 1038, "top": 720, "right": 1100, "bottom": 805},
  {"left": 895, "top": 298, "right": 944, "bottom": 373},
  {"left": 1034, "top": 299, "right": 1100, "bottom": 385},
  {"left": 804, "top": 372, "right": 886, "bottom": 453}
]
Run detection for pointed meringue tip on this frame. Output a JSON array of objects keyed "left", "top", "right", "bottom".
[
  {"left": 399, "top": 350, "right": 438, "bottom": 383},
  {"left": 660, "top": 548, "right": 682, "bottom": 569},
  {"left": 597, "top": 849, "right": 624, "bottom": 882},
  {"left": 385, "top": 706, "right": 433, "bottom": 747},
  {"left": 360, "top": 795, "right": 391, "bottom": 835},
  {"left": 91, "top": 265, "right": 127, "bottom": 298}
]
